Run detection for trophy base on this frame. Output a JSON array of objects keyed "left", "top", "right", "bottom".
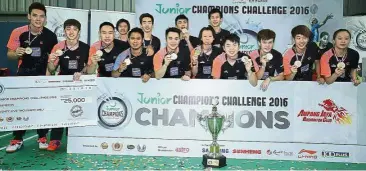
[{"left": 202, "top": 154, "right": 227, "bottom": 168}]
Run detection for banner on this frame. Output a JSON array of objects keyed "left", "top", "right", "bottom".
[
  {"left": 0, "top": 75, "right": 98, "bottom": 131},
  {"left": 345, "top": 15, "right": 366, "bottom": 62},
  {"left": 90, "top": 10, "right": 136, "bottom": 44},
  {"left": 135, "top": 0, "right": 344, "bottom": 53},
  {"left": 68, "top": 78, "right": 366, "bottom": 163},
  {"left": 45, "top": 6, "right": 89, "bottom": 43}
]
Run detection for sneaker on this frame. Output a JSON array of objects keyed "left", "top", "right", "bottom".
[
  {"left": 5, "top": 140, "right": 23, "bottom": 153},
  {"left": 47, "top": 140, "right": 61, "bottom": 151},
  {"left": 37, "top": 137, "right": 48, "bottom": 150}
]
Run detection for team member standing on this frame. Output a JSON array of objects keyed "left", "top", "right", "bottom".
[
  {"left": 320, "top": 29, "right": 361, "bottom": 86},
  {"left": 211, "top": 34, "right": 257, "bottom": 86},
  {"left": 208, "top": 8, "right": 230, "bottom": 50},
  {"left": 5, "top": 2, "right": 58, "bottom": 153},
  {"left": 116, "top": 18, "right": 130, "bottom": 42},
  {"left": 249, "top": 29, "right": 284, "bottom": 91},
  {"left": 140, "top": 13, "right": 160, "bottom": 55},
  {"left": 154, "top": 27, "right": 191, "bottom": 80},
  {"left": 112, "top": 28, "right": 153, "bottom": 83},
  {"left": 175, "top": 14, "right": 201, "bottom": 52},
  {"left": 86, "top": 22, "right": 129, "bottom": 77},
  {"left": 283, "top": 25, "right": 322, "bottom": 82},
  {"left": 46, "top": 19, "right": 89, "bottom": 151},
  {"left": 191, "top": 27, "right": 221, "bottom": 79}
]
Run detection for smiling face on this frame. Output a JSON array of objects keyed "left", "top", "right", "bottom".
[
  {"left": 259, "top": 39, "right": 274, "bottom": 53},
  {"left": 294, "top": 34, "right": 309, "bottom": 52},
  {"left": 64, "top": 25, "right": 79, "bottom": 40},
  {"left": 28, "top": 9, "right": 46, "bottom": 29},
  {"left": 209, "top": 12, "right": 222, "bottom": 27},
  {"left": 223, "top": 40, "right": 239, "bottom": 59}
]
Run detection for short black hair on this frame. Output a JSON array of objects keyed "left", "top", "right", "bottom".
[
  {"left": 64, "top": 19, "right": 81, "bottom": 30},
  {"left": 320, "top": 32, "right": 330, "bottom": 38},
  {"left": 99, "top": 22, "right": 115, "bottom": 31},
  {"left": 116, "top": 19, "right": 130, "bottom": 31},
  {"left": 175, "top": 14, "right": 188, "bottom": 25},
  {"left": 333, "top": 29, "right": 352, "bottom": 40},
  {"left": 223, "top": 33, "right": 240, "bottom": 45},
  {"left": 208, "top": 8, "right": 223, "bottom": 19},
  {"left": 139, "top": 13, "right": 154, "bottom": 25},
  {"left": 165, "top": 27, "right": 181, "bottom": 39},
  {"left": 198, "top": 26, "right": 215, "bottom": 40},
  {"left": 28, "top": 2, "right": 46, "bottom": 15},
  {"left": 128, "top": 27, "right": 144, "bottom": 39},
  {"left": 291, "top": 25, "right": 311, "bottom": 38}
]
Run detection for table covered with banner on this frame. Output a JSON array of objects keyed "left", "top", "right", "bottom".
[{"left": 65, "top": 78, "right": 366, "bottom": 163}]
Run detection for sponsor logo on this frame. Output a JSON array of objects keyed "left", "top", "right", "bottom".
[
  {"left": 297, "top": 99, "right": 352, "bottom": 125},
  {"left": 322, "top": 151, "right": 350, "bottom": 158},
  {"left": 112, "top": 143, "right": 123, "bottom": 151},
  {"left": 127, "top": 145, "right": 135, "bottom": 150},
  {"left": 0, "top": 117, "right": 3, "bottom": 122},
  {"left": 101, "top": 142, "right": 108, "bottom": 149},
  {"left": 6, "top": 117, "right": 13, "bottom": 122},
  {"left": 202, "top": 148, "right": 230, "bottom": 154},
  {"left": 23, "top": 117, "right": 29, "bottom": 121},
  {"left": 158, "top": 146, "right": 173, "bottom": 152},
  {"left": 97, "top": 92, "right": 132, "bottom": 130},
  {"left": 298, "top": 149, "right": 317, "bottom": 159},
  {"left": 232, "top": 149, "right": 261, "bottom": 154},
  {"left": 16, "top": 117, "right": 22, "bottom": 121},
  {"left": 175, "top": 147, "right": 189, "bottom": 153},
  {"left": 0, "top": 83, "right": 4, "bottom": 95},
  {"left": 137, "top": 144, "right": 146, "bottom": 152},
  {"left": 233, "top": 0, "right": 268, "bottom": 4},
  {"left": 267, "top": 150, "right": 293, "bottom": 156},
  {"left": 70, "top": 105, "right": 83, "bottom": 118},
  {"left": 82, "top": 144, "right": 98, "bottom": 148}
]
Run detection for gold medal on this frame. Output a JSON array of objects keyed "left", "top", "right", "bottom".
[{"left": 337, "top": 62, "right": 345, "bottom": 69}]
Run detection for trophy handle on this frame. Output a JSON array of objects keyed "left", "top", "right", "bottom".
[
  {"left": 197, "top": 113, "right": 208, "bottom": 131},
  {"left": 222, "top": 112, "right": 234, "bottom": 132}
]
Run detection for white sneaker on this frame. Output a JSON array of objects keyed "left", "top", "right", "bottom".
[
  {"left": 37, "top": 137, "right": 48, "bottom": 150},
  {"left": 5, "top": 140, "right": 23, "bottom": 153}
]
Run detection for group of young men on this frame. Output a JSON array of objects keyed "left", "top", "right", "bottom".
[{"left": 4, "top": 2, "right": 362, "bottom": 153}]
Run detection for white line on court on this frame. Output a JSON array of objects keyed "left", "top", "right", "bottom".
[
  {"left": 0, "top": 134, "right": 38, "bottom": 151},
  {"left": 0, "top": 133, "right": 12, "bottom": 139}
]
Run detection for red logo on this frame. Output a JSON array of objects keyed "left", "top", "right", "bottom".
[
  {"left": 298, "top": 149, "right": 317, "bottom": 159},
  {"left": 232, "top": 149, "right": 261, "bottom": 154},
  {"left": 175, "top": 147, "right": 189, "bottom": 153},
  {"left": 297, "top": 99, "right": 351, "bottom": 124}
]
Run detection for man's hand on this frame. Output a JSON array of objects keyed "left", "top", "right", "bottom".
[{"left": 141, "top": 74, "right": 151, "bottom": 83}]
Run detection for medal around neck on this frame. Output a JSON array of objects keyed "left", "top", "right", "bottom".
[
  {"left": 124, "top": 58, "right": 132, "bottom": 65},
  {"left": 194, "top": 49, "right": 201, "bottom": 56},
  {"left": 337, "top": 62, "right": 346, "bottom": 69},
  {"left": 294, "top": 61, "right": 302, "bottom": 67},
  {"left": 55, "top": 49, "right": 63, "bottom": 56},
  {"left": 170, "top": 53, "right": 178, "bottom": 60},
  {"left": 25, "top": 47, "right": 33, "bottom": 55},
  {"left": 96, "top": 50, "right": 103, "bottom": 57},
  {"left": 266, "top": 53, "right": 273, "bottom": 61}
]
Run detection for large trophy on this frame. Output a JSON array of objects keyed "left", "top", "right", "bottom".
[{"left": 197, "top": 98, "right": 234, "bottom": 168}]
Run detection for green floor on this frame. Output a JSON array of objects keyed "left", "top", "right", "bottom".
[{"left": 0, "top": 131, "right": 366, "bottom": 170}]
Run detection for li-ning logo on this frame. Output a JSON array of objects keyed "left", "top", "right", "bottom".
[
  {"left": 297, "top": 99, "right": 351, "bottom": 125},
  {"left": 298, "top": 149, "right": 317, "bottom": 159},
  {"left": 137, "top": 144, "right": 146, "bottom": 152}
]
